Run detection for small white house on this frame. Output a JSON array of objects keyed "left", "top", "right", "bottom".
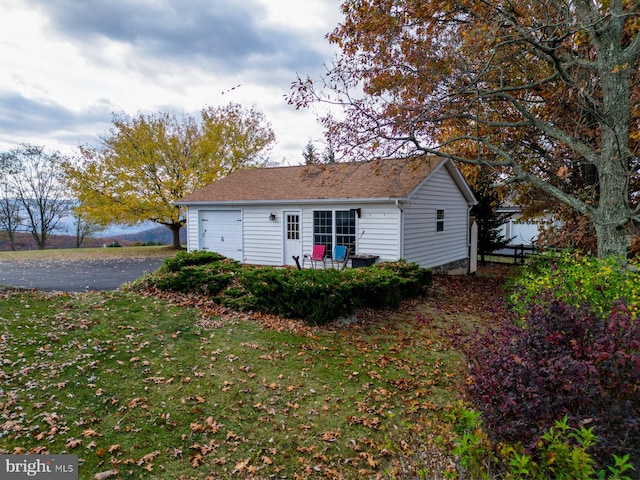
[
  {"left": 176, "top": 157, "right": 477, "bottom": 273},
  {"left": 497, "top": 206, "right": 544, "bottom": 246}
]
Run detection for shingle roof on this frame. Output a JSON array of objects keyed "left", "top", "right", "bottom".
[{"left": 177, "top": 157, "right": 448, "bottom": 203}]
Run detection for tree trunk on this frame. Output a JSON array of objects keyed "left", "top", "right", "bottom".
[
  {"left": 8, "top": 230, "right": 17, "bottom": 251},
  {"left": 33, "top": 227, "right": 47, "bottom": 250},
  {"left": 593, "top": 220, "right": 628, "bottom": 259},
  {"left": 592, "top": 152, "right": 629, "bottom": 258},
  {"left": 170, "top": 224, "right": 182, "bottom": 249},
  {"left": 590, "top": 18, "right": 633, "bottom": 259}
]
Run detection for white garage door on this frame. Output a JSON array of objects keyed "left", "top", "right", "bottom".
[
  {"left": 510, "top": 219, "right": 540, "bottom": 245},
  {"left": 199, "top": 210, "right": 243, "bottom": 261}
]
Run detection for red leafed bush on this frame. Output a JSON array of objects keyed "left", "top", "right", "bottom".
[{"left": 463, "top": 295, "right": 640, "bottom": 464}]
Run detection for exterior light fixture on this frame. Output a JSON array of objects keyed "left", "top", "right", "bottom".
[{"left": 269, "top": 213, "right": 276, "bottom": 221}]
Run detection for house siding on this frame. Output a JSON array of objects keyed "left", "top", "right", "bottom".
[
  {"left": 186, "top": 207, "right": 199, "bottom": 251},
  {"left": 299, "top": 203, "right": 401, "bottom": 264},
  {"left": 243, "top": 207, "right": 285, "bottom": 265},
  {"left": 355, "top": 207, "right": 401, "bottom": 261},
  {"left": 186, "top": 205, "right": 284, "bottom": 264},
  {"left": 402, "top": 167, "right": 470, "bottom": 269}
]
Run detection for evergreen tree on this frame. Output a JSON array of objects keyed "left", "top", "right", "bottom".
[
  {"left": 302, "top": 140, "right": 319, "bottom": 165},
  {"left": 322, "top": 143, "right": 336, "bottom": 164},
  {"left": 472, "top": 184, "right": 512, "bottom": 264}
]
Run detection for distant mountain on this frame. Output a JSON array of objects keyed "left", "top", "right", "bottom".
[
  {"left": 0, "top": 226, "right": 186, "bottom": 251},
  {"left": 115, "top": 226, "right": 187, "bottom": 244}
]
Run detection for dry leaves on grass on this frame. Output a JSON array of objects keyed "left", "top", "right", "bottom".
[{"left": 429, "top": 265, "right": 515, "bottom": 323}]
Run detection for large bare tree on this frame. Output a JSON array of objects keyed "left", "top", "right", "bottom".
[
  {"left": 1, "top": 144, "right": 71, "bottom": 249},
  {"left": 290, "top": 0, "right": 640, "bottom": 258},
  {"left": 0, "top": 154, "right": 23, "bottom": 250}
]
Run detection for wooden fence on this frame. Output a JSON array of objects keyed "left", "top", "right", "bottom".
[{"left": 486, "top": 243, "right": 537, "bottom": 264}]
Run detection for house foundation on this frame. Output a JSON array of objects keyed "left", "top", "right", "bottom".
[{"left": 431, "top": 257, "right": 470, "bottom": 275}]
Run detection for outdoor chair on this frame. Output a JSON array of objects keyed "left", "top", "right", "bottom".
[
  {"left": 302, "top": 245, "right": 326, "bottom": 269},
  {"left": 330, "top": 245, "right": 350, "bottom": 270}
]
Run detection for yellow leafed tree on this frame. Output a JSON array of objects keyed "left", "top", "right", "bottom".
[{"left": 65, "top": 103, "right": 275, "bottom": 248}]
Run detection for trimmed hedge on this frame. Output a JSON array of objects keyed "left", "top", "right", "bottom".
[
  {"left": 149, "top": 253, "right": 432, "bottom": 324},
  {"left": 154, "top": 251, "right": 243, "bottom": 296},
  {"left": 162, "top": 250, "right": 230, "bottom": 272},
  {"left": 230, "top": 262, "right": 431, "bottom": 324}
]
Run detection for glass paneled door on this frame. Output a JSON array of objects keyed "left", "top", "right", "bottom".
[{"left": 283, "top": 211, "right": 301, "bottom": 267}]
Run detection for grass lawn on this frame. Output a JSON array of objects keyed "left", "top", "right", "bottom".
[
  {"left": 0, "top": 245, "right": 179, "bottom": 262},
  {"left": 0, "top": 252, "right": 514, "bottom": 479}
]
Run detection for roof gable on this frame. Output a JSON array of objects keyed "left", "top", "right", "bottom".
[{"left": 177, "top": 157, "right": 472, "bottom": 204}]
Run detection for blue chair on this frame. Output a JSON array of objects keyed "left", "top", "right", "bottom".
[{"left": 330, "top": 245, "right": 350, "bottom": 270}]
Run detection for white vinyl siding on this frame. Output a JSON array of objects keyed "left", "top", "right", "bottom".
[
  {"left": 402, "top": 167, "right": 469, "bottom": 268},
  {"left": 185, "top": 206, "right": 200, "bottom": 252},
  {"left": 242, "top": 207, "right": 285, "bottom": 265},
  {"left": 355, "top": 207, "right": 401, "bottom": 261}
]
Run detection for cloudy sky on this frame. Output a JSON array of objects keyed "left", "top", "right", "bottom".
[{"left": 0, "top": 0, "right": 343, "bottom": 165}]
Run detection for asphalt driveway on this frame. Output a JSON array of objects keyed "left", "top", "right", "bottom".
[{"left": 0, "top": 257, "right": 165, "bottom": 292}]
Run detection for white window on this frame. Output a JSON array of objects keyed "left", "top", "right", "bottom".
[{"left": 313, "top": 210, "right": 357, "bottom": 252}]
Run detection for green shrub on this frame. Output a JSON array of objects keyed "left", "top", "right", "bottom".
[
  {"left": 149, "top": 253, "right": 432, "bottom": 324},
  {"left": 509, "top": 251, "right": 640, "bottom": 319},
  {"left": 154, "top": 265, "right": 234, "bottom": 296},
  {"left": 233, "top": 267, "right": 354, "bottom": 324},
  {"left": 345, "top": 266, "right": 410, "bottom": 309},
  {"left": 162, "top": 250, "right": 228, "bottom": 272},
  {"left": 151, "top": 251, "right": 242, "bottom": 296},
  {"left": 232, "top": 261, "right": 431, "bottom": 324},
  {"left": 449, "top": 408, "right": 636, "bottom": 480}
]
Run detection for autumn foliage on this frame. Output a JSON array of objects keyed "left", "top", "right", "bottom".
[
  {"left": 64, "top": 104, "right": 275, "bottom": 249},
  {"left": 463, "top": 293, "right": 640, "bottom": 467},
  {"left": 291, "top": 0, "right": 640, "bottom": 258}
]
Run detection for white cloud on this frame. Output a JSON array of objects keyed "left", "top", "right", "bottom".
[{"left": 0, "top": 0, "right": 342, "bottom": 163}]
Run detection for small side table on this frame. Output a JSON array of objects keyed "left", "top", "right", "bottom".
[{"left": 350, "top": 255, "right": 379, "bottom": 268}]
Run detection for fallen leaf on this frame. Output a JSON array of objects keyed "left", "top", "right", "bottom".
[
  {"left": 360, "top": 451, "right": 378, "bottom": 467},
  {"left": 190, "top": 453, "right": 204, "bottom": 467},
  {"left": 127, "top": 397, "right": 146, "bottom": 408},
  {"left": 320, "top": 431, "right": 341, "bottom": 442},
  {"left": 137, "top": 450, "right": 160, "bottom": 466},
  {"left": 232, "top": 458, "right": 250, "bottom": 474},
  {"left": 108, "top": 444, "right": 121, "bottom": 454},
  {"left": 94, "top": 469, "right": 118, "bottom": 480},
  {"left": 65, "top": 438, "right": 82, "bottom": 449}
]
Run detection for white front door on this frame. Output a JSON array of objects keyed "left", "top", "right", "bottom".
[
  {"left": 283, "top": 211, "right": 302, "bottom": 266},
  {"left": 199, "top": 210, "right": 243, "bottom": 261}
]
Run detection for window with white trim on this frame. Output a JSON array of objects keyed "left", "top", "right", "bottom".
[
  {"left": 286, "top": 213, "right": 300, "bottom": 240},
  {"left": 313, "top": 210, "right": 356, "bottom": 252},
  {"left": 436, "top": 209, "right": 445, "bottom": 232}
]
